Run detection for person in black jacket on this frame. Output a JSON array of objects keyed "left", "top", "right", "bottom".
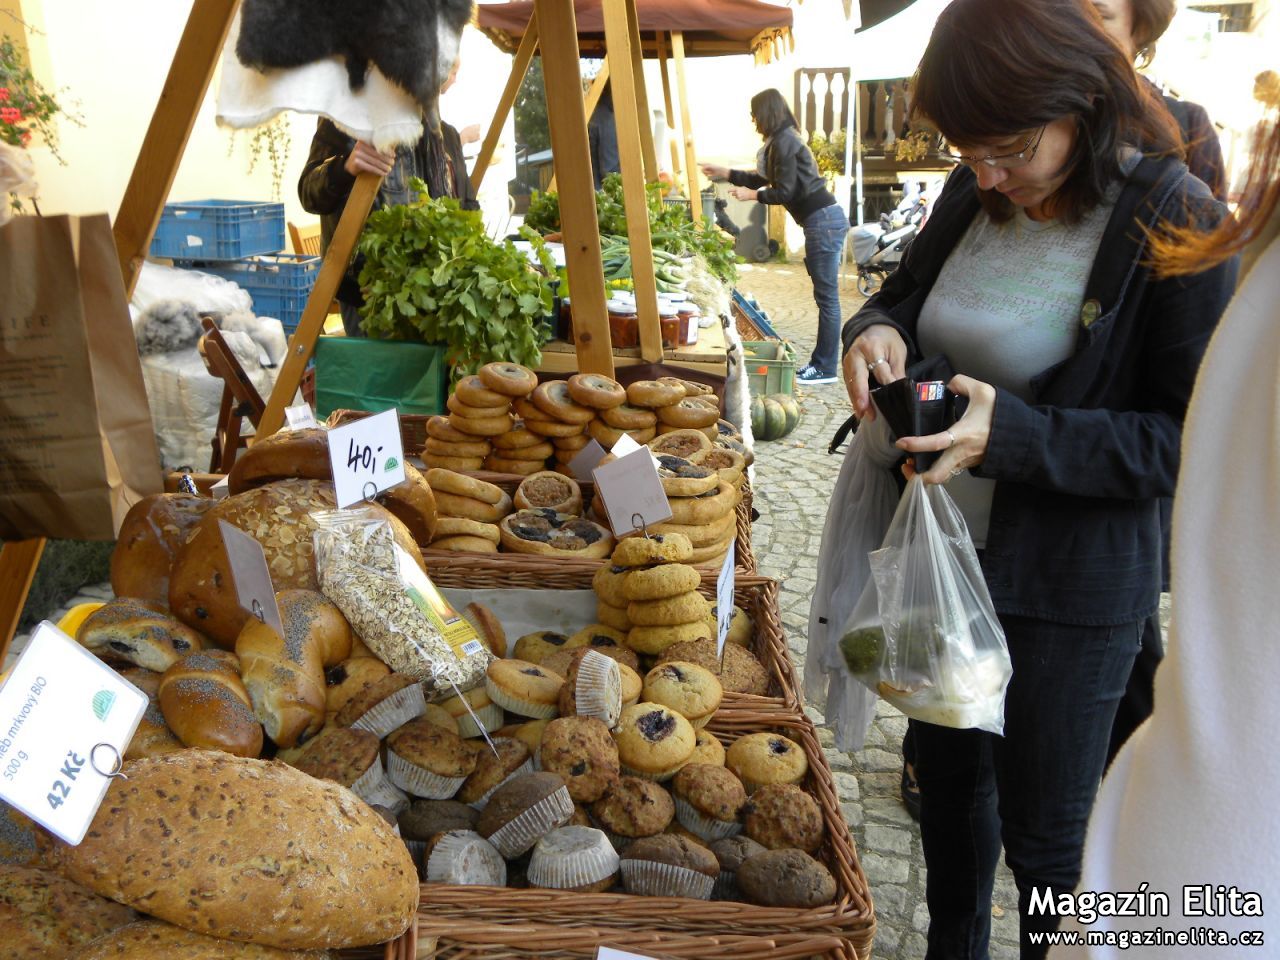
[
  {"left": 298, "top": 57, "right": 480, "bottom": 337},
  {"left": 838, "top": 1, "right": 1237, "bottom": 955},
  {"left": 702, "top": 90, "right": 848, "bottom": 384}
]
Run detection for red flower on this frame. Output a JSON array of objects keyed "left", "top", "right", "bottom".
[
  {"left": 0, "top": 107, "right": 20, "bottom": 124},
  {"left": 0, "top": 87, "right": 9, "bottom": 101}
]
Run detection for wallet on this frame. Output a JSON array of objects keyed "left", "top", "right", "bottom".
[{"left": 870, "top": 355, "right": 968, "bottom": 471}]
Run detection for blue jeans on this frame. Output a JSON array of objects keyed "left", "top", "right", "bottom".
[
  {"left": 801, "top": 204, "right": 849, "bottom": 375},
  {"left": 913, "top": 615, "right": 1143, "bottom": 960}
]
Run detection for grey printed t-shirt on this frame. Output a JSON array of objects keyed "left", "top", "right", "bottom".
[{"left": 917, "top": 197, "right": 1116, "bottom": 546}]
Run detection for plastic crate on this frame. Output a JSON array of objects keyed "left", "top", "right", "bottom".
[
  {"left": 150, "top": 199, "right": 285, "bottom": 260},
  {"left": 187, "top": 254, "right": 321, "bottom": 336},
  {"left": 732, "top": 289, "right": 780, "bottom": 339},
  {"left": 743, "top": 339, "right": 797, "bottom": 397}
]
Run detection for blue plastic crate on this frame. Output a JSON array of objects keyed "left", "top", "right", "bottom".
[
  {"left": 190, "top": 254, "right": 321, "bottom": 336},
  {"left": 150, "top": 199, "right": 285, "bottom": 260}
]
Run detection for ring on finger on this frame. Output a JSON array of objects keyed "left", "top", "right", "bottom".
[
  {"left": 949, "top": 467, "right": 963, "bottom": 479},
  {"left": 945, "top": 430, "right": 956, "bottom": 448},
  {"left": 867, "top": 357, "right": 888, "bottom": 370}
]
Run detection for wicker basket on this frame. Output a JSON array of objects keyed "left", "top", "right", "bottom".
[
  {"left": 327, "top": 408, "right": 431, "bottom": 456},
  {"left": 407, "top": 707, "right": 874, "bottom": 960}
]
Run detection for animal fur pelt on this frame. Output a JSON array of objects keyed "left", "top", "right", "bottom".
[
  {"left": 134, "top": 299, "right": 204, "bottom": 355},
  {"left": 235, "top": 0, "right": 474, "bottom": 132}
]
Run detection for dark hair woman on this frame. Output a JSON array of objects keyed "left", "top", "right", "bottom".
[
  {"left": 838, "top": 0, "right": 1238, "bottom": 955},
  {"left": 702, "top": 89, "right": 849, "bottom": 384}
]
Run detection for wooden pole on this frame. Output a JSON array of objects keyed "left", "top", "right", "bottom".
[
  {"left": 113, "top": 0, "right": 240, "bottom": 298},
  {"left": 623, "top": 0, "right": 658, "bottom": 181},
  {"left": 471, "top": 11, "right": 540, "bottom": 194},
  {"left": 258, "top": 173, "right": 383, "bottom": 437},
  {"left": 672, "top": 31, "right": 701, "bottom": 202},
  {"left": 548, "top": 61, "right": 610, "bottom": 194},
  {"left": 536, "top": 0, "right": 614, "bottom": 376},
  {"left": 0, "top": 540, "right": 46, "bottom": 661},
  {"left": 656, "top": 34, "right": 684, "bottom": 192}
]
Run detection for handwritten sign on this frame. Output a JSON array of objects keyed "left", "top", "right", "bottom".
[
  {"left": 716, "top": 541, "right": 736, "bottom": 660},
  {"left": 326, "top": 409, "right": 405, "bottom": 508},
  {"left": 218, "top": 520, "right": 284, "bottom": 636},
  {"left": 593, "top": 448, "right": 672, "bottom": 536}
]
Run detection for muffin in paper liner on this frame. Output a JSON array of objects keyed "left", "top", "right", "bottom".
[
  {"left": 528, "top": 825, "right": 620, "bottom": 891},
  {"left": 711, "top": 870, "right": 739, "bottom": 900},
  {"left": 486, "top": 786, "right": 575, "bottom": 858},
  {"left": 486, "top": 676, "right": 560, "bottom": 719},
  {"left": 689, "top": 713, "right": 714, "bottom": 729},
  {"left": 621, "top": 762, "right": 688, "bottom": 783},
  {"left": 574, "top": 652, "right": 623, "bottom": 729},
  {"left": 404, "top": 838, "right": 428, "bottom": 875},
  {"left": 674, "top": 795, "right": 742, "bottom": 841},
  {"left": 466, "top": 757, "right": 536, "bottom": 810},
  {"left": 351, "top": 683, "right": 427, "bottom": 739},
  {"left": 456, "top": 701, "right": 505, "bottom": 738},
  {"left": 387, "top": 749, "right": 469, "bottom": 800},
  {"left": 620, "top": 858, "right": 715, "bottom": 900},
  {"left": 351, "top": 760, "right": 410, "bottom": 815},
  {"left": 425, "top": 830, "right": 508, "bottom": 886}
]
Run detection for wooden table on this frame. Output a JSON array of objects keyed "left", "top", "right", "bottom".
[{"left": 537, "top": 319, "right": 727, "bottom": 377}]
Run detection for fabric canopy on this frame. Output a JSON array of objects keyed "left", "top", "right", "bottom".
[
  {"left": 847, "top": 0, "right": 951, "bottom": 82},
  {"left": 477, "top": 0, "right": 794, "bottom": 61}
]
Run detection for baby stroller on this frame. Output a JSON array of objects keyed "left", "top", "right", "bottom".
[{"left": 850, "top": 182, "right": 928, "bottom": 297}]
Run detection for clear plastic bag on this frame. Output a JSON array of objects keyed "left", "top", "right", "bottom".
[{"left": 838, "top": 475, "right": 1012, "bottom": 733}]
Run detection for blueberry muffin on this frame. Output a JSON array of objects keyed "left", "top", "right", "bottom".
[
  {"left": 612, "top": 702, "right": 695, "bottom": 781},
  {"left": 688, "top": 727, "right": 726, "bottom": 767},
  {"left": 569, "top": 625, "right": 641, "bottom": 672},
  {"left": 539, "top": 716, "right": 621, "bottom": 803},
  {"left": 485, "top": 659, "right": 566, "bottom": 719},
  {"left": 641, "top": 662, "right": 723, "bottom": 727},
  {"left": 725, "top": 732, "right": 808, "bottom": 792},
  {"left": 513, "top": 630, "right": 584, "bottom": 664}
]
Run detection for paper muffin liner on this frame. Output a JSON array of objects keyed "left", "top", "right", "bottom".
[
  {"left": 486, "top": 786, "right": 575, "bottom": 858},
  {"left": 351, "top": 760, "right": 410, "bottom": 815},
  {"left": 425, "top": 830, "right": 508, "bottom": 887},
  {"left": 351, "top": 683, "right": 427, "bottom": 739},
  {"left": 674, "top": 795, "right": 742, "bottom": 841},
  {"left": 404, "top": 839, "right": 428, "bottom": 876},
  {"left": 574, "top": 652, "right": 623, "bottom": 729},
  {"left": 456, "top": 701, "right": 505, "bottom": 739},
  {"left": 689, "top": 712, "right": 714, "bottom": 729},
  {"left": 466, "top": 757, "right": 536, "bottom": 810},
  {"left": 620, "top": 858, "right": 715, "bottom": 900},
  {"left": 485, "top": 676, "right": 559, "bottom": 719},
  {"left": 528, "top": 832, "right": 621, "bottom": 890},
  {"left": 386, "top": 749, "right": 469, "bottom": 800},
  {"left": 711, "top": 870, "right": 738, "bottom": 900}
]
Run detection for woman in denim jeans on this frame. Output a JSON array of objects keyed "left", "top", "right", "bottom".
[{"left": 702, "top": 89, "right": 849, "bottom": 384}]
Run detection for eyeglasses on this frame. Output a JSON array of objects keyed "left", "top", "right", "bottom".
[{"left": 942, "top": 126, "right": 1047, "bottom": 169}]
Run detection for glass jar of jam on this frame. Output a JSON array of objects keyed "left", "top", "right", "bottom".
[
  {"left": 558, "top": 297, "right": 573, "bottom": 341},
  {"left": 607, "top": 301, "right": 640, "bottom": 348},
  {"left": 659, "top": 305, "right": 681, "bottom": 350},
  {"left": 676, "top": 306, "right": 698, "bottom": 345}
]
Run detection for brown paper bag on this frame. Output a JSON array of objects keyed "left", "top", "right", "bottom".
[{"left": 0, "top": 214, "right": 162, "bottom": 540}]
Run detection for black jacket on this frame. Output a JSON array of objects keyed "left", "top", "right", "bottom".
[
  {"left": 298, "top": 118, "right": 480, "bottom": 305},
  {"left": 842, "top": 157, "right": 1237, "bottom": 625},
  {"left": 729, "top": 126, "right": 836, "bottom": 225}
]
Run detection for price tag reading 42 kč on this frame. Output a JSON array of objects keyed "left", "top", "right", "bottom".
[
  {"left": 0, "top": 623, "right": 147, "bottom": 844},
  {"left": 327, "top": 408, "right": 406, "bottom": 509}
]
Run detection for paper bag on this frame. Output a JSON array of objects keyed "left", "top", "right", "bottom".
[{"left": 0, "top": 214, "right": 163, "bottom": 540}]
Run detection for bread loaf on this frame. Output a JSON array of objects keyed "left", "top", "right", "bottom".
[
  {"left": 227, "top": 428, "right": 331, "bottom": 495},
  {"left": 376, "top": 462, "right": 438, "bottom": 545},
  {"left": 77, "top": 599, "right": 205, "bottom": 672},
  {"left": 168, "top": 479, "right": 425, "bottom": 647},
  {"left": 57, "top": 751, "right": 419, "bottom": 950},
  {"left": 118, "top": 668, "right": 183, "bottom": 761},
  {"left": 110, "top": 494, "right": 217, "bottom": 606},
  {"left": 75, "top": 920, "right": 334, "bottom": 959},
  {"left": 236, "top": 590, "right": 353, "bottom": 748},
  {"left": 0, "top": 863, "right": 136, "bottom": 958},
  {"left": 158, "top": 651, "right": 263, "bottom": 757}
]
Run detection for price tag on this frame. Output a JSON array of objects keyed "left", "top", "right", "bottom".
[
  {"left": 0, "top": 623, "right": 148, "bottom": 845},
  {"left": 327, "top": 408, "right": 406, "bottom": 509},
  {"left": 285, "top": 403, "right": 319, "bottom": 431},
  {"left": 218, "top": 520, "right": 284, "bottom": 637},
  {"left": 716, "top": 541, "right": 736, "bottom": 661},
  {"left": 210, "top": 475, "right": 230, "bottom": 500},
  {"left": 597, "top": 949, "right": 660, "bottom": 960},
  {"left": 569, "top": 439, "right": 608, "bottom": 480},
  {"left": 611, "top": 433, "right": 662, "bottom": 469},
  {"left": 593, "top": 448, "right": 672, "bottom": 536}
]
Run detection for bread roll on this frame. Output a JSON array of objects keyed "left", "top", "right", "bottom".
[
  {"left": 227, "top": 427, "right": 331, "bottom": 495},
  {"left": 77, "top": 599, "right": 205, "bottom": 672},
  {"left": 235, "top": 590, "right": 353, "bottom": 748},
  {"left": 75, "top": 920, "right": 334, "bottom": 959},
  {"left": 376, "top": 462, "right": 438, "bottom": 545},
  {"left": 110, "top": 494, "right": 216, "bottom": 606},
  {"left": 57, "top": 751, "right": 418, "bottom": 950},
  {"left": 117, "top": 668, "right": 183, "bottom": 761},
  {"left": 158, "top": 651, "right": 263, "bottom": 758},
  {"left": 0, "top": 863, "right": 136, "bottom": 958}
]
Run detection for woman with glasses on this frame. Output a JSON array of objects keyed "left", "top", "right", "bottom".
[
  {"left": 701, "top": 89, "right": 849, "bottom": 385},
  {"left": 838, "top": 0, "right": 1237, "bottom": 956}
]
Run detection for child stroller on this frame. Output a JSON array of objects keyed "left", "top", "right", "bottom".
[{"left": 849, "top": 182, "right": 928, "bottom": 297}]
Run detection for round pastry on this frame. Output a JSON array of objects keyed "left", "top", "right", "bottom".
[
  {"left": 476, "top": 771, "right": 575, "bottom": 858},
  {"left": 539, "top": 716, "right": 620, "bottom": 803},
  {"left": 425, "top": 436, "right": 492, "bottom": 459},
  {"left": 675, "top": 378, "right": 714, "bottom": 398},
  {"left": 595, "top": 600, "right": 632, "bottom": 633},
  {"left": 456, "top": 374, "right": 514, "bottom": 409},
  {"left": 325, "top": 657, "right": 391, "bottom": 720},
  {"left": 628, "top": 591, "right": 712, "bottom": 628},
  {"left": 433, "top": 491, "right": 514, "bottom": 524},
  {"left": 566, "top": 373, "right": 626, "bottom": 410},
  {"left": 439, "top": 686, "right": 505, "bottom": 739},
  {"left": 641, "top": 661, "right": 723, "bottom": 727},
  {"left": 77, "top": 599, "right": 205, "bottom": 673},
  {"left": 484, "top": 456, "right": 547, "bottom": 476},
  {"left": 627, "top": 379, "right": 685, "bottom": 408},
  {"left": 424, "top": 454, "right": 487, "bottom": 472},
  {"left": 658, "top": 422, "right": 717, "bottom": 441},
  {"left": 399, "top": 798, "right": 479, "bottom": 841},
  {"left": 514, "top": 472, "right": 583, "bottom": 515},
  {"left": 737, "top": 848, "right": 836, "bottom": 907},
  {"left": 656, "top": 398, "right": 720, "bottom": 429},
  {"left": 528, "top": 825, "right": 620, "bottom": 892},
  {"left": 524, "top": 416, "right": 587, "bottom": 439},
  {"left": 612, "top": 702, "right": 695, "bottom": 781},
  {"left": 709, "top": 834, "right": 766, "bottom": 900},
  {"left": 688, "top": 537, "right": 734, "bottom": 567},
  {"left": 626, "top": 621, "right": 714, "bottom": 656},
  {"left": 592, "top": 565, "right": 632, "bottom": 607},
  {"left": 568, "top": 626, "right": 639, "bottom": 672},
  {"left": 336, "top": 673, "right": 426, "bottom": 738},
  {"left": 447, "top": 393, "right": 511, "bottom": 420},
  {"left": 425, "top": 829, "right": 508, "bottom": 886},
  {"left": 666, "top": 482, "right": 737, "bottom": 526},
  {"left": 457, "top": 736, "right": 535, "bottom": 808},
  {"left": 494, "top": 440, "right": 555, "bottom": 461},
  {"left": 557, "top": 649, "right": 623, "bottom": 729},
  {"left": 448, "top": 411, "right": 515, "bottom": 437},
  {"left": 648, "top": 430, "right": 714, "bottom": 460},
  {"left": 532, "top": 380, "right": 596, "bottom": 424},
  {"left": 691, "top": 447, "right": 746, "bottom": 486},
  {"left": 716, "top": 433, "right": 753, "bottom": 465},
  {"left": 485, "top": 659, "right": 565, "bottom": 719},
  {"left": 478, "top": 361, "right": 538, "bottom": 397},
  {"left": 492, "top": 427, "right": 547, "bottom": 450},
  {"left": 610, "top": 532, "right": 693, "bottom": 567},
  {"left": 499, "top": 509, "right": 614, "bottom": 560},
  {"left": 290, "top": 726, "right": 380, "bottom": 788},
  {"left": 742, "top": 783, "right": 825, "bottom": 853},
  {"left": 552, "top": 432, "right": 592, "bottom": 452},
  {"left": 658, "top": 639, "right": 769, "bottom": 695},
  {"left": 651, "top": 511, "right": 737, "bottom": 548},
  {"left": 590, "top": 775, "right": 675, "bottom": 845},
  {"left": 621, "top": 564, "right": 700, "bottom": 602},
  {"left": 110, "top": 494, "right": 217, "bottom": 606},
  {"left": 620, "top": 834, "right": 718, "bottom": 899},
  {"left": 689, "top": 727, "right": 726, "bottom": 767},
  {"left": 425, "top": 469, "right": 506, "bottom": 505},
  {"left": 600, "top": 403, "right": 658, "bottom": 430},
  {"left": 725, "top": 732, "right": 808, "bottom": 792},
  {"left": 426, "top": 415, "right": 479, "bottom": 443},
  {"left": 654, "top": 455, "right": 719, "bottom": 497},
  {"left": 430, "top": 535, "right": 499, "bottom": 554},
  {"left": 432, "top": 517, "right": 501, "bottom": 544},
  {"left": 585, "top": 419, "right": 626, "bottom": 448},
  {"left": 513, "top": 630, "right": 582, "bottom": 664},
  {"left": 386, "top": 719, "right": 478, "bottom": 799},
  {"left": 461, "top": 603, "right": 507, "bottom": 658},
  {"left": 672, "top": 764, "right": 746, "bottom": 841}
]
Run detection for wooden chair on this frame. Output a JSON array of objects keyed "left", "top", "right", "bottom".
[{"left": 197, "top": 317, "right": 265, "bottom": 472}]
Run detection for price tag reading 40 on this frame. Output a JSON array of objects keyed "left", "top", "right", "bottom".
[
  {"left": 327, "top": 408, "right": 406, "bottom": 509},
  {"left": 0, "top": 623, "right": 147, "bottom": 845}
]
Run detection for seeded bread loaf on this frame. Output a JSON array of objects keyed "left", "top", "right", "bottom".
[
  {"left": 75, "top": 920, "right": 334, "bottom": 959},
  {"left": 0, "top": 863, "right": 136, "bottom": 958}
]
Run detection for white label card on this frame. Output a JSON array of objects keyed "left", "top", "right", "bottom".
[
  {"left": 716, "top": 541, "right": 736, "bottom": 660},
  {"left": 593, "top": 448, "right": 672, "bottom": 536},
  {"left": 610, "top": 433, "right": 662, "bottom": 469},
  {"left": 327, "top": 408, "right": 406, "bottom": 509},
  {"left": 218, "top": 520, "right": 284, "bottom": 636},
  {"left": 597, "top": 949, "right": 660, "bottom": 960},
  {"left": 210, "top": 475, "right": 230, "bottom": 500},
  {"left": 569, "top": 439, "right": 608, "bottom": 480},
  {"left": 285, "top": 403, "right": 319, "bottom": 431},
  {"left": 0, "top": 623, "right": 148, "bottom": 845}
]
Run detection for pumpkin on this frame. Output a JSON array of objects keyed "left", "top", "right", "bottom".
[{"left": 751, "top": 393, "right": 800, "bottom": 441}]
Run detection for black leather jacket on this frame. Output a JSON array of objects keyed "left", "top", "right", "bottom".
[{"left": 728, "top": 126, "right": 837, "bottom": 225}]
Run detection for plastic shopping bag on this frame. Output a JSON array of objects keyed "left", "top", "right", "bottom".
[{"left": 838, "top": 474, "right": 1012, "bottom": 733}]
